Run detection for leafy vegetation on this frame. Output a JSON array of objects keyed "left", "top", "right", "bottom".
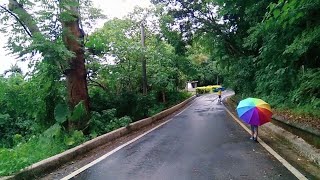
[
  {"left": 196, "top": 85, "right": 221, "bottom": 94},
  {"left": 196, "top": 87, "right": 212, "bottom": 95},
  {"left": 152, "top": 0, "right": 320, "bottom": 118}
]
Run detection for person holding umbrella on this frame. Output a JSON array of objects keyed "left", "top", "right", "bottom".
[
  {"left": 218, "top": 89, "right": 222, "bottom": 102},
  {"left": 236, "top": 98, "right": 272, "bottom": 142},
  {"left": 250, "top": 125, "right": 258, "bottom": 141}
]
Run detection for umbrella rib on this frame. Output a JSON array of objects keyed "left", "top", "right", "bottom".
[
  {"left": 250, "top": 107, "right": 259, "bottom": 125},
  {"left": 247, "top": 108, "right": 256, "bottom": 125},
  {"left": 237, "top": 106, "right": 255, "bottom": 117},
  {"left": 257, "top": 103, "right": 271, "bottom": 109}
]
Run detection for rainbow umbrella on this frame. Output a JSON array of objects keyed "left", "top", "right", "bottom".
[{"left": 236, "top": 98, "right": 272, "bottom": 126}]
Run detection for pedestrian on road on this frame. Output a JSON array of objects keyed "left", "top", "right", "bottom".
[
  {"left": 250, "top": 125, "right": 258, "bottom": 142},
  {"left": 218, "top": 89, "right": 222, "bottom": 102}
]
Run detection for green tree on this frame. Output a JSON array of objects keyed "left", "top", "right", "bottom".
[{"left": 0, "top": 0, "right": 103, "bottom": 130}]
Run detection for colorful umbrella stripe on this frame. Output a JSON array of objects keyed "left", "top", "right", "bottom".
[{"left": 236, "top": 98, "right": 272, "bottom": 126}]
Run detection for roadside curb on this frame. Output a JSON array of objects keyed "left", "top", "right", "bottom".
[{"left": 2, "top": 96, "right": 196, "bottom": 180}]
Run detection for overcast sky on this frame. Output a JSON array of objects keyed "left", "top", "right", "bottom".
[{"left": 0, "top": 0, "right": 152, "bottom": 74}]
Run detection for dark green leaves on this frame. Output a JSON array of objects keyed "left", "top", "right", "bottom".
[
  {"left": 54, "top": 103, "right": 69, "bottom": 123},
  {"left": 44, "top": 123, "right": 62, "bottom": 138},
  {"left": 69, "top": 101, "right": 87, "bottom": 122},
  {"left": 54, "top": 101, "right": 87, "bottom": 123},
  {"left": 273, "top": 9, "right": 281, "bottom": 18}
]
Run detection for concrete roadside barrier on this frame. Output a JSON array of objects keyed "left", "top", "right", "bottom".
[
  {"left": 272, "top": 115, "right": 320, "bottom": 149},
  {"left": 263, "top": 123, "right": 320, "bottom": 166},
  {"left": 4, "top": 95, "right": 196, "bottom": 180}
]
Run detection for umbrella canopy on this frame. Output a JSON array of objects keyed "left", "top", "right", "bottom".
[
  {"left": 213, "top": 87, "right": 225, "bottom": 92},
  {"left": 236, "top": 98, "right": 272, "bottom": 126}
]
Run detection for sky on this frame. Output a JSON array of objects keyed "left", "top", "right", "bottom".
[{"left": 0, "top": 0, "right": 152, "bottom": 74}]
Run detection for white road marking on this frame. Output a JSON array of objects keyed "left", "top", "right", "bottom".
[
  {"left": 224, "top": 106, "right": 308, "bottom": 180},
  {"left": 61, "top": 100, "right": 195, "bottom": 180}
]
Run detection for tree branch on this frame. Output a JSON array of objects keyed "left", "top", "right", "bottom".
[
  {"left": 8, "top": 0, "right": 40, "bottom": 36},
  {"left": 87, "top": 76, "right": 107, "bottom": 91},
  {"left": 0, "top": 4, "right": 33, "bottom": 37}
]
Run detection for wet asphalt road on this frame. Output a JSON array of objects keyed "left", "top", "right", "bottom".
[{"left": 72, "top": 92, "right": 297, "bottom": 180}]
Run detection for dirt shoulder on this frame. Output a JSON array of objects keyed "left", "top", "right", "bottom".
[{"left": 273, "top": 109, "right": 320, "bottom": 131}]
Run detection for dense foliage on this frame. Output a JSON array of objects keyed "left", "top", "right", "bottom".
[{"left": 152, "top": 0, "right": 320, "bottom": 117}]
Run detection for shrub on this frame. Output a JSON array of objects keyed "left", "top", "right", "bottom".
[
  {"left": 89, "top": 109, "right": 132, "bottom": 138},
  {"left": 148, "top": 104, "right": 166, "bottom": 116},
  {"left": 0, "top": 131, "right": 68, "bottom": 176},
  {"left": 196, "top": 86, "right": 212, "bottom": 94}
]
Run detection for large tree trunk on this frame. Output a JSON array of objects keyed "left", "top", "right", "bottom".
[
  {"left": 64, "top": 29, "right": 90, "bottom": 130},
  {"left": 61, "top": 4, "right": 90, "bottom": 130}
]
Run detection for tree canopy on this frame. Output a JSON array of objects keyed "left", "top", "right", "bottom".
[{"left": 152, "top": 0, "right": 320, "bottom": 114}]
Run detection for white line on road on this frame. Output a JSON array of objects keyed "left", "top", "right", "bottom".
[
  {"left": 61, "top": 100, "right": 196, "bottom": 180},
  {"left": 224, "top": 106, "right": 308, "bottom": 180}
]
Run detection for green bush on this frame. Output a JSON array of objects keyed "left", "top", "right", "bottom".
[
  {"left": 148, "top": 103, "right": 166, "bottom": 116},
  {"left": 89, "top": 109, "right": 132, "bottom": 138},
  {"left": 106, "top": 116, "right": 132, "bottom": 132},
  {"left": 0, "top": 132, "right": 67, "bottom": 176},
  {"left": 196, "top": 86, "right": 212, "bottom": 94}
]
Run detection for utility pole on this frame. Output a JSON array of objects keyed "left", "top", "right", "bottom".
[
  {"left": 216, "top": 75, "right": 219, "bottom": 85},
  {"left": 141, "top": 23, "right": 147, "bottom": 95}
]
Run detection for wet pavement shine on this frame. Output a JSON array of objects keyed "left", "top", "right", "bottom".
[{"left": 71, "top": 93, "right": 297, "bottom": 180}]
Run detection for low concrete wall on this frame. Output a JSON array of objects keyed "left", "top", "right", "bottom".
[
  {"left": 272, "top": 117, "right": 320, "bottom": 149},
  {"left": 273, "top": 115, "right": 320, "bottom": 137},
  {"left": 6, "top": 95, "right": 196, "bottom": 180},
  {"left": 263, "top": 123, "right": 320, "bottom": 166}
]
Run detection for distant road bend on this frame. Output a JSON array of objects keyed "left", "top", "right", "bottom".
[{"left": 62, "top": 91, "right": 301, "bottom": 180}]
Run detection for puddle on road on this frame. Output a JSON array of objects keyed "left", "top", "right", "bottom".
[
  {"left": 194, "top": 107, "right": 225, "bottom": 112},
  {"left": 211, "top": 107, "right": 225, "bottom": 111},
  {"left": 175, "top": 114, "right": 187, "bottom": 118},
  {"left": 194, "top": 108, "right": 210, "bottom": 113}
]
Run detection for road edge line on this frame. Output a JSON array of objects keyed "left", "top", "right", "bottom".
[
  {"left": 61, "top": 100, "right": 196, "bottom": 180},
  {"left": 224, "top": 106, "right": 308, "bottom": 180}
]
